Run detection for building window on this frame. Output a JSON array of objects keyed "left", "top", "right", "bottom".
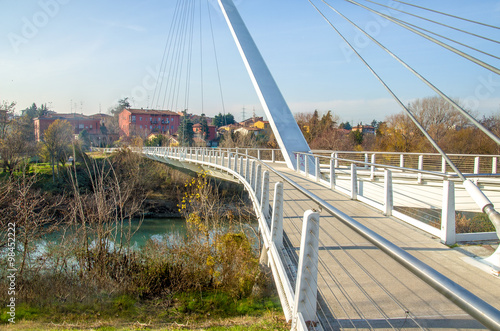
[
  {"left": 90, "top": 125, "right": 92, "bottom": 129},
  {"left": 139, "top": 117, "right": 142, "bottom": 121},
  {"left": 150, "top": 125, "right": 152, "bottom": 129},
  {"left": 140, "top": 125, "right": 142, "bottom": 129},
  {"left": 79, "top": 124, "right": 84, "bottom": 129},
  {"left": 131, "top": 115, "right": 136, "bottom": 122}
]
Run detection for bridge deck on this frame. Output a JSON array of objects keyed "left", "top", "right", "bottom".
[{"left": 268, "top": 163, "right": 500, "bottom": 330}]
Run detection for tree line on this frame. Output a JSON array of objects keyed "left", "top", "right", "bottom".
[{"left": 295, "top": 96, "right": 500, "bottom": 154}]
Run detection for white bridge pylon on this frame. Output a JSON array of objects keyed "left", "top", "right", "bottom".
[{"left": 218, "top": 0, "right": 312, "bottom": 171}]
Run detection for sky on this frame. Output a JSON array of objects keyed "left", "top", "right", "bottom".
[{"left": 1, "top": 0, "right": 500, "bottom": 124}]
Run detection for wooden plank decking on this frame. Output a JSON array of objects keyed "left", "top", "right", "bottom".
[{"left": 267, "top": 163, "right": 500, "bottom": 330}]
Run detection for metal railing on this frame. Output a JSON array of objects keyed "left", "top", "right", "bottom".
[
  {"left": 294, "top": 151, "right": 500, "bottom": 246},
  {"left": 93, "top": 147, "right": 500, "bottom": 330},
  {"left": 314, "top": 150, "right": 500, "bottom": 175}
]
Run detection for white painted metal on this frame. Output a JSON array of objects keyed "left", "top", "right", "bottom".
[
  {"left": 441, "top": 180, "right": 456, "bottom": 245},
  {"left": 217, "top": 0, "right": 311, "bottom": 170},
  {"left": 384, "top": 169, "right": 393, "bottom": 216},
  {"left": 256, "top": 164, "right": 262, "bottom": 202},
  {"left": 351, "top": 163, "right": 358, "bottom": 200},
  {"left": 330, "top": 158, "right": 335, "bottom": 189},
  {"left": 261, "top": 170, "right": 270, "bottom": 219},
  {"left": 292, "top": 210, "right": 320, "bottom": 330},
  {"left": 271, "top": 182, "right": 284, "bottom": 248}
]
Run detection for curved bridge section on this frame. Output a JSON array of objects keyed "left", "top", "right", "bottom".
[{"left": 96, "top": 147, "right": 500, "bottom": 330}]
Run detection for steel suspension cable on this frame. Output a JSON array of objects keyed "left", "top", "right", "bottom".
[
  {"left": 151, "top": 0, "right": 183, "bottom": 109},
  {"left": 339, "top": 0, "right": 500, "bottom": 76},
  {"left": 318, "top": 1, "right": 500, "bottom": 147},
  {"left": 361, "top": 0, "right": 500, "bottom": 46},
  {"left": 181, "top": 0, "right": 197, "bottom": 111},
  {"left": 161, "top": 0, "right": 190, "bottom": 110},
  {"left": 206, "top": 0, "right": 227, "bottom": 122},
  {"left": 199, "top": 1, "right": 205, "bottom": 115},
  {"left": 308, "top": 0, "right": 468, "bottom": 182},
  {"left": 388, "top": 15, "right": 500, "bottom": 61},
  {"left": 391, "top": 0, "right": 500, "bottom": 31}
]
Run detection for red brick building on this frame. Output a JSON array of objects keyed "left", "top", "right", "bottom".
[
  {"left": 193, "top": 123, "right": 217, "bottom": 142},
  {"left": 34, "top": 113, "right": 101, "bottom": 142},
  {"left": 119, "top": 109, "right": 181, "bottom": 137}
]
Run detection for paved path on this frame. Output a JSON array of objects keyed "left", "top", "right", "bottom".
[{"left": 267, "top": 163, "right": 500, "bottom": 330}]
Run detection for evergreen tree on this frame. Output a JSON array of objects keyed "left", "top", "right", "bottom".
[
  {"left": 178, "top": 110, "right": 194, "bottom": 146},
  {"left": 200, "top": 113, "right": 209, "bottom": 140}
]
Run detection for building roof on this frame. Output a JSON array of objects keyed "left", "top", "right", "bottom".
[
  {"left": 125, "top": 108, "right": 179, "bottom": 116},
  {"left": 35, "top": 113, "right": 98, "bottom": 121}
]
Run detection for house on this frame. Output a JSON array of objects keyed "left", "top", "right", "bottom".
[
  {"left": 253, "top": 120, "right": 270, "bottom": 130},
  {"left": 234, "top": 127, "right": 262, "bottom": 136},
  {"left": 119, "top": 108, "right": 181, "bottom": 137},
  {"left": 239, "top": 116, "right": 263, "bottom": 127},
  {"left": 193, "top": 123, "right": 217, "bottom": 142},
  {"left": 34, "top": 113, "right": 101, "bottom": 142},
  {"left": 351, "top": 125, "right": 375, "bottom": 135}
]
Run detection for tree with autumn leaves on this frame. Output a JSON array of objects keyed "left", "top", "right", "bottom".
[{"left": 375, "top": 97, "right": 500, "bottom": 154}]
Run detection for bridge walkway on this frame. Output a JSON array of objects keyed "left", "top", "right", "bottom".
[{"left": 267, "top": 163, "right": 500, "bottom": 330}]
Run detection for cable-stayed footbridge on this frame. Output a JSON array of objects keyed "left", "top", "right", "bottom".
[{"left": 102, "top": 0, "right": 500, "bottom": 329}]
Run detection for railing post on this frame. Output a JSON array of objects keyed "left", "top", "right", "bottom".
[
  {"left": 245, "top": 157, "right": 250, "bottom": 181},
  {"left": 441, "top": 156, "right": 446, "bottom": 173},
  {"left": 296, "top": 153, "right": 300, "bottom": 173},
  {"left": 250, "top": 160, "right": 256, "bottom": 190},
  {"left": 238, "top": 156, "right": 243, "bottom": 176},
  {"left": 272, "top": 149, "right": 276, "bottom": 163},
  {"left": 292, "top": 210, "right": 320, "bottom": 329},
  {"left": 257, "top": 149, "right": 261, "bottom": 160},
  {"left": 441, "top": 180, "right": 456, "bottom": 245},
  {"left": 493, "top": 157, "right": 498, "bottom": 174},
  {"left": 261, "top": 171, "right": 270, "bottom": 219},
  {"left": 364, "top": 153, "right": 369, "bottom": 169},
  {"left": 305, "top": 155, "right": 310, "bottom": 178},
  {"left": 351, "top": 163, "right": 358, "bottom": 200},
  {"left": 315, "top": 156, "right": 320, "bottom": 182},
  {"left": 400, "top": 154, "right": 404, "bottom": 168},
  {"left": 228, "top": 153, "right": 232, "bottom": 170},
  {"left": 418, "top": 155, "right": 423, "bottom": 184},
  {"left": 271, "top": 182, "right": 284, "bottom": 247},
  {"left": 330, "top": 156, "right": 335, "bottom": 189},
  {"left": 256, "top": 164, "right": 262, "bottom": 201},
  {"left": 370, "top": 154, "right": 376, "bottom": 181},
  {"left": 334, "top": 152, "right": 339, "bottom": 168},
  {"left": 233, "top": 154, "right": 238, "bottom": 172},
  {"left": 474, "top": 156, "right": 480, "bottom": 174},
  {"left": 384, "top": 169, "right": 393, "bottom": 216}
]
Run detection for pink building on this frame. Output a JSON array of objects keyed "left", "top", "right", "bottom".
[
  {"left": 119, "top": 109, "right": 181, "bottom": 137},
  {"left": 34, "top": 113, "right": 101, "bottom": 142}
]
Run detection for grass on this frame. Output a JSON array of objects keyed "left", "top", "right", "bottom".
[{"left": 0, "top": 291, "right": 286, "bottom": 331}]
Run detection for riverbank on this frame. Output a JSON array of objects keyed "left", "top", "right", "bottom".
[{"left": 0, "top": 150, "right": 284, "bottom": 330}]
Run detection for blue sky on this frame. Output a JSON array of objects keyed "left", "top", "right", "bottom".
[{"left": 1, "top": 0, "right": 499, "bottom": 124}]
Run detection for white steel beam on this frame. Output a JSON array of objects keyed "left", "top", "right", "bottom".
[{"left": 217, "top": 0, "right": 311, "bottom": 169}]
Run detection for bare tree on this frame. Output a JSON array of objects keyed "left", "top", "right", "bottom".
[
  {"left": 42, "top": 119, "right": 73, "bottom": 182},
  {"left": 0, "top": 117, "right": 37, "bottom": 173}
]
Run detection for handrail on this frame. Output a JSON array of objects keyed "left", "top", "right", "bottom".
[
  {"left": 296, "top": 151, "right": 454, "bottom": 179},
  {"left": 135, "top": 147, "right": 500, "bottom": 329},
  {"left": 240, "top": 152, "right": 500, "bottom": 331},
  {"left": 316, "top": 150, "right": 500, "bottom": 158}
]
